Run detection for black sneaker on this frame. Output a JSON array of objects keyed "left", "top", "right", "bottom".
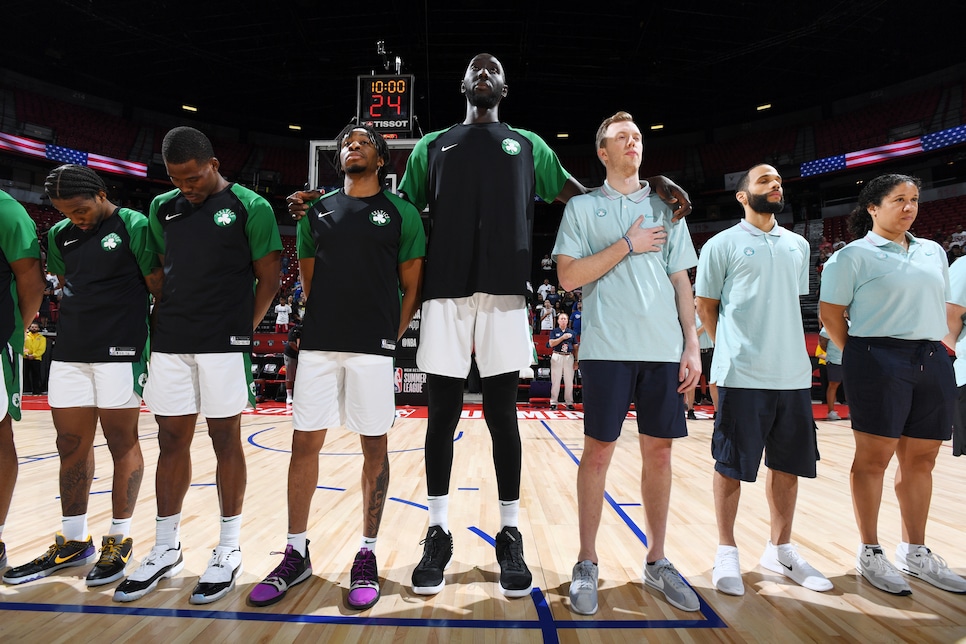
[
  {"left": 496, "top": 526, "right": 532, "bottom": 598},
  {"left": 0, "top": 540, "right": 6, "bottom": 571},
  {"left": 248, "top": 543, "right": 312, "bottom": 607},
  {"left": 113, "top": 543, "right": 184, "bottom": 602},
  {"left": 687, "top": 409, "right": 698, "bottom": 420},
  {"left": 189, "top": 546, "right": 243, "bottom": 604},
  {"left": 86, "top": 535, "right": 133, "bottom": 587},
  {"left": 346, "top": 547, "right": 380, "bottom": 610},
  {"left": 2, "top": 532, "right": 96, "bottom": 585},
  {"left": 411, "top": 526, "right": 452, "bottom": 595}
]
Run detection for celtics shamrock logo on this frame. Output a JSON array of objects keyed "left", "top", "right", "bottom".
[
  {"left": 101, "top": 233, "right": 122, "bottom": 251},
  {"left": 502, "top": 138, "right": 521, "bottom": 155},
  {"left": 370, "top": 210, "right": 390, "bottom": 226},
  {"left": 214, "top": 209, "right": 237, "bottom": 226}
]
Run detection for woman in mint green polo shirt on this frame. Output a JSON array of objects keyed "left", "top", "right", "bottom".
[{"left": 820, "top": 173, "right": 964, "bottom": 598}]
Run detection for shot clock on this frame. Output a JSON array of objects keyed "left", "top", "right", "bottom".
[{"left": 357, "top": 74, "right": 414, "bottom": 136}]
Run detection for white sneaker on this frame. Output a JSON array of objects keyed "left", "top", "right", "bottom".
[
  {"left": 856, "top": 545, "right": 911, "bottom": 595},
  {"left": 190, "top": 546, "right": 243, "bottom": 604},
  {"left": 712, "top": 545, "right": 744, "bottom": 596},
  {"left": 827, "top": 411, "right": 841, "bottom": 421},
  {"left": 896, "top": 545, "right": 966, "bottom": 593},
  {"left": 113, "top": 543, "right": 184, "bottom": 602},
  {"left": 569, "top": 560, "right": 599, "bottom": 615},
  {"left": 285, "top": 396, "right": 294, "bottom": 405},
  {"left": 759, "top": 541, "right": 832, "bottom": 592}
]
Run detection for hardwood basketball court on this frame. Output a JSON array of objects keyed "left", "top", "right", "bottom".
[{"left": 1, "top": 401, "right": 964, "bottom": 642}]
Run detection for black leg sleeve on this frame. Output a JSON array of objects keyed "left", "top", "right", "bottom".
[{"left": 482, "top": 371, "right": 522, "bottom": 501}]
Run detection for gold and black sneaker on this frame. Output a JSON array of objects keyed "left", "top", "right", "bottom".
[
  {"left": 2, "top": 532, "right": 96, "bottom": 585},
  {"left": 86, "top": 535, "right": 133, "bottom": 587}
]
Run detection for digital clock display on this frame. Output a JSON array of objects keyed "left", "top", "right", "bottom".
[{"left": 357, "top": 74, "right": 414, "bottom": 135}]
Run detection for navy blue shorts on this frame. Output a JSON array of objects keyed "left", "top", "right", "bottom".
[
  {"left": 580, "top": 360, "right": 687, "bottom": 443},
  {"left": 826, "top": 362, "right": 843, "bottom": 383},
  {"left": 843, "top": 337, "right": 954, "bottom": 441},
  {"left": 712, "top": 387, "right": 817, "bottom": 482}
]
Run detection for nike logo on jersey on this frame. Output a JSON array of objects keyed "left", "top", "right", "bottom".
[
  {"left": 441, "top": 144, "right": 459, "bottom": 151},
  {"left": 318, "top": 210, "right": 335, "bottom": 219},
  {"left": 165, "top": 212, "right": 184, "bottom": 221},
  {"left": 63, "top": 239, "right": 79, "bottom": 246}
]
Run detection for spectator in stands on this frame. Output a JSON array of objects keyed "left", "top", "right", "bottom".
[
  {"left": 0, "top": 189, "right": 45, "bottom": 574},
  {"left": 274, "top": 295, "right": 292, "bottom": 333},
  {"left": 817, "top": 312, "right": 847, "bottom": 421},
  {"left": 547, "top": 312, "right": 577, "bottom": 411},
  {"left": 283, "top": 322, "right": 300, "bottom": 405},
  {"left": 559, "top": 288, "right": 575, "bottom": 312},
  {"left": 557, "top": 111, "right": 701, "bottom": 614},
  {"left": 539, "top": 298, "right": 555, "bottom": 331},
  {"left": 22, "top": 322, "right": 46, "bottom": 395},
  {"left": 540, "top": 253, "right": 553, "bottom": 273},
  {"left": 696, "top": 163, "right": 831, "bottom": 598},
  {"left": 248, "top": 124, "right": 424, "bottom": 611},
  {"left": 546, "top": 284, "right": 560, "bottom": 308},
  {"left": 114, "top": 126, "right": 281, "bottom": 605},
  {"left": 818, "top": 236, "right": 833, "bottom": 255},
  {"left": 951, "top": 224, "right": 966, "bottom": 247},
  {"left": 948, "top": 243, "right": 964, "bottom": 266},
  {"left": 3, "top": 164, "right": 161, "bottom": 588},
  {"left": 537, "top": 278, "right": 552, "bottom": 301},
  {"left": 820, "top": 173, "right": 966, "bottom": 597},
  {"left": 288, "top": 53, "right": 693, "bottom": 600},
  {"left": 688, "top": 300, "right": 718, "bottom": 417},
  {"left": 571, "top": 299, "right": 583, "bottom": 336}
]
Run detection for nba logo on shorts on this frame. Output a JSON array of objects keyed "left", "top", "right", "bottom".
[{"left": 394, "top": 367, "right": 403, "bottom": 394}]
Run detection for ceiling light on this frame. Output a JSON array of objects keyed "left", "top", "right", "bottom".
[
  {"left": 288, "top": 124, "right": 302, "bottom": 131},
  {"left": 651, "top": 124, "right": 664, "bottom": 130},
  {"left": 181, "top": 104, "right": 198, "bottom": 112},
  {"left": 756, "top": 103, "right": 771, "bottom": 111}
]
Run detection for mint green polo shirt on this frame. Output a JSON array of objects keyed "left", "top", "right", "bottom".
[
  {"left": 820, "top": 231, "right": 949, "bottom": 341},
  {"left": 695, "top": 220, "right": 812, "bottom": 389},
  {"left": 948, "top": 257, "right": 966, "bottom": 386},
  {"left": 552, "top": 180, "right": 697, "bottom": 362}
]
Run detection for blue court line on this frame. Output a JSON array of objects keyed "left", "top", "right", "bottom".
[
  {"left": 318, "top": 486, "right": 346, "bottom": 492},
  {"left": 539, "top": 419, "right": 727, "bottom": 630},
  {"left": 617, "top": 502, "right": 642, "bottom": 507},
  {"left": 246, "top": 427, "right": 464, "bottom": 456},
  {"left": 457, "top": 487, "right": 479, "bottom": 491},
  {"left": 468, "top": 526, "right": 495, "bottom": 547},
  {"left": 389, "top": 497, "right": 427, "bottom": 510}
]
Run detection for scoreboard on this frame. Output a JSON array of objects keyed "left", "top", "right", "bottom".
[{"left": 357, "top": 74, "right": 414, "bottom": 136}]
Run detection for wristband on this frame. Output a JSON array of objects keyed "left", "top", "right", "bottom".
[{"left": 622, "top": 235, "right": 634, "bottom": 254}]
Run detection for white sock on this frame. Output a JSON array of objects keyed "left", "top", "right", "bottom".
[
  {"left": 499, "top": 499, "right": 520, "bottom": 528},
  {"left": 109, "top": 518, "right": 133, "bottom": 539},
  {"left": 0, "top": 523, "right": 4, "bottom": 540},
  {"left": 428, "top": 495, "right": 449, "bottom": 534},
  {"left": 287, "top": 531, "right": 308, "bottom": 557},
  {"left": 156, "top": 513, "right": 181, "bottom": 548},
  {"left": 897, "top": 541, "right": 923, "bottom": 557},
  {"left": 361, "top": 535, "right": 377, "bottom": 552},
  {"left": 62, "top": 514, "right": 89, "bottom": 542},
  {"left": 219, "top": 514, "right": 242, "bottom": 549}
]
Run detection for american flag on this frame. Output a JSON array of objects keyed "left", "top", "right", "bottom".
[
  {"left": 801, "top": 124, "right": 966, "bottom": 178},
  {"left": 0, "top": 132, "right": 47, "bottom": 157},
  {"left": 0, "top": 133, "right": 148, "bottom": 177}
]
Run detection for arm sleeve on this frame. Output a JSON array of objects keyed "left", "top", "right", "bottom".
[
  {"left": 398, "top": 137, "right": 429, "bottom": 211},
  {"left": 45, "top": 226, "right": 65, "bottom": 276},
  {"left": 123, "top": 209, "right": 162, "bottom": 276},
  {"left": 818, "top": 252, "right": 855, "bottom": 306},
  {"left": 0, "top": 200, "right": 40, "bottom": 263},
  {"left": 146, "top": 197, "right": 166, "bottom": 256},
  {"left": 665, "top": 212, "right": 698, "bottom": 275},
  {"left": 551, "top": 200, "right": 586, "bottom": 261},
  {"left": 517, "top": 129, "right": 571, "bottom": 203},
  {"left": 296, "top": 199, "right": 320, "bottom": 260},
  {"left": 389, "top": 194, "right": 426, "bottom": 263},
  {"left": 695, "top": 239, "right": 726, "bottom": 299}
]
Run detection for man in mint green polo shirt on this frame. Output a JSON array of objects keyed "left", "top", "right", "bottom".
[
  {"left": 555, "top": 111, "right": 701, "bottom": 615},
  {"left": 948, "top": 257, "right": 966, "bottom": 456},
  {"left": 696, "top": 163, "right": 831, "bottom": 598}
]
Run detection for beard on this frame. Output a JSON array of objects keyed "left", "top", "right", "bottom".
[
  {"left": 465, "top": 85, "right": 502, "bottom": 110},
  {"left": 747, "top": 192, "right": 784, "bottom": 214}
]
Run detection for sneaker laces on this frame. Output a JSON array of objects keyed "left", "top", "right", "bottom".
[
  {"left": 31, "top": 543, "right": 60, "bottom": 565},
  {"left": 717, "top": 548, "right": 740, "bottom": 570},
  {"left": 267, "top": 549, "right": 301, "bottom": 580},
  {"left": 657, "top": 562, "right": 690, "bottom": 593},
  {"left": 914, "top": 548, "right": 952, "bottom": 576},
  {"left": 865, "top": 549, "right": 901, "bottom": 576},
  {"left": 572, "top": 563, "right": 596, "bottom": 591},
  {"left": 351, "top": 549, "right": 377, "bottom": 584},
  {"left": 97, "top": 537, "right": 123, "bottom": 565},
  {"left": 418, "top": 532, "right": 440, "bottom": 565},
  {"left": 500, "top": 531, "right": 526, "bottom": 569}
]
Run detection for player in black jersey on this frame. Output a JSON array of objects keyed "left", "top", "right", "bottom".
[
  {"left": 0, "top": 190, "right": 45, "bottom": 574},
  {"left": 249, "top": 124, "right": 424, "bottom": 610},
  {"left": 114, "top": 127, "right": 282, "bottom": 605},
  {"left": 3, "top": 165, "right": 162, "bottom": 588}
]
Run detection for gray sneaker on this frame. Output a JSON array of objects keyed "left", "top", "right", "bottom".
[
  {"left": 896, "top": 545, "right": 966, "bottom": 593},
  {"left": 569, "top": 560, "right": 598, "bottom": 615},
  {"left": 644, "top": 558, "right": 700, "bottom": 611},
  {"left": 856, "top": 545, "right": 911, "bottom": 595}
]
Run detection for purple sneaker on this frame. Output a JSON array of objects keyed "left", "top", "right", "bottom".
[
  {"left": 248, "top": 543, "right": 312, "bottom": 607},
  {"left": 347, "top": 547, "right": 380, "bottom": 610}
]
